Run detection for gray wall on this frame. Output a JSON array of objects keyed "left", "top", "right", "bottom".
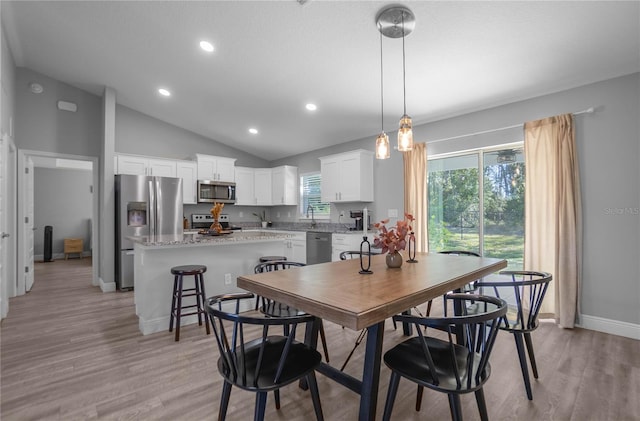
[
  {"left": 1, "top": 22, "right": 15, "bottom": 136},
  {"left": 15, "top": 68, "right": 103, "bottom": 157},
  {"left": 33, "top": 167, "right": 92, "bottom": 257},
  {"left": 273, "top": 73, "right": 640, "bottom": 326},
  {"left": 115, "top": 105, "right": 269, "bottom": 167}
]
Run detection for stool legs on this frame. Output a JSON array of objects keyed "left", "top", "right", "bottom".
[{"left": 169, "top": 272, "right": 209, "bottom": 341}]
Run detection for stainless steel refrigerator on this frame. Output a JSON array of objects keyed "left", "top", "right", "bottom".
[{"left": 115, "top": 174, "right": 183, "bottom": 290}]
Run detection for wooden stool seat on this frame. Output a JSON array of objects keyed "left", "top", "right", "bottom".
[
  {"left": 169, "top": 264, "right": 210, "bottom": 341},
  {"left": 259, "top": 256, "right": 287, "bottom": 263}
]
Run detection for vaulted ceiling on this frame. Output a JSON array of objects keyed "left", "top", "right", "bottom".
[{"left": 3, "top": 1, "right": 639, "bottom": 160}]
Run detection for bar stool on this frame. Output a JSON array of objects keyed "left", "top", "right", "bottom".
[{"left": 169, "top": 264, "right": 210, "bottom": 341}]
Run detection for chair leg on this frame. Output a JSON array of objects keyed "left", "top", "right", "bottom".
[
  {"left": 255, "top": 392, "right": 268, "bottom": 421},
  {"left": 169, "top": 274, "right": 178, "bottom": 333},
  {"left": 447, "top": 394, "right": 463, "bottom": 421},
  {"left": 274, "top": 389, "right": 280, "bottom": 410},
  {"left": 524, "top": 332, "right": 538, "bottom": 378},
  {"left": 382, "top": 371, "right": 401, "bottom": 421},
  {"left": 475, "top": 387, "right": 489, "bottom": 421},
  {"left": 425, "top": 299, "right": 433, "bottom": 316},
  {"left": 415, "top": 385, "right": 424, "bottom": 411},
  {"left": 174, "top": 274, "right": 183, "bottom": 341},
  {"left": 218, "top": 381, "right": 232, "bottom": 421},
  {"left": 340, "top": 328, "right": 367, "bottom": 371},
  {"left": 513, "top": 332, "right": 533, "bottom": 400},
  {"left": 318, "top": 320, "right": 330, "bottom": 363},
  {"left": 194, "top": 274, "right": 203, "bottom": 326},
  {"left": 307, "top": 371, "right": 324, "bottom": 421}
]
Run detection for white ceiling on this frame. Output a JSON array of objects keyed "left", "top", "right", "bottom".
[{"left": 3, "top": 1, "right": 639, "bottom": 161}]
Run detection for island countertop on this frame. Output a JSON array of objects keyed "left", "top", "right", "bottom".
[{"left": 128, "top": 230, "right": 292, "bottom": 249}]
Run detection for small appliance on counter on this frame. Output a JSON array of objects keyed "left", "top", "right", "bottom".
[{"left": 349, "top": 210, "right": 371, "bottom": 231}]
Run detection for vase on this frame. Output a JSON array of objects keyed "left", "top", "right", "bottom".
[
  {"left": 386, "top": 251, "right": 403, "bottom": 268},
  {"left": 261, "top": 221, "right": 268, "bottom": 228}
]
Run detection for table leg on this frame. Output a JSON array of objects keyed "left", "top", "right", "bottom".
[
  {"left": 359, "top": 321, "right": 384, "bottom": 421},
  {"left": 401, "top": 309, "right": 412, "bottom": 336}
]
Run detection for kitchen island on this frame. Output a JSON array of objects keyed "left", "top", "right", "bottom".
[{"left": 130, "top": 231, "right": 291, "bottom": 335}]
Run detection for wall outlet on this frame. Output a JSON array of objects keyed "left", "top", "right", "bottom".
[
  {"left": 388, "top": 209, "right": 398, "bottom": 218},
  {"left": 224, "top": 273, "right": 232, "bottom": 285},
  {"left": 276, "top": 211, "right": 280, "bottom": 218},
  {"left": 239, "top": 211, "right": 244, "bottom": 218},
  {"left": 287, "top": 212, "right": 291, "bottom": 218}
]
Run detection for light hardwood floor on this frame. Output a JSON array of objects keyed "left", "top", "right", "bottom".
[{"left": 1, "top": 258, "right": 638, "bottom": 420}]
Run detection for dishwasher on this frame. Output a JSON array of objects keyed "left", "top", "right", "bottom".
[{"left": 306, "top": 231, "right": 333, "bottom": 265}]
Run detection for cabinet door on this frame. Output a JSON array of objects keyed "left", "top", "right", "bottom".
[
  {"left": 235, "top": 167, "right": 255, "bottom": 206},
  {"left": 216, "top": 158, "right": 236, "bottom": 182},
  {"left": 117, "top": 155, "right": 148, "bottom": 175},
  {"left": 176, "top": 161, "right": 198, "bottom": 204},
  {"left": 290, "top": 239, "right": 307, "bottom": 264},
  {"left": 272, "top": 166, "right": 298, "bottom": 205},
  {"left": 320, "top": 158, "right": 340, "bottom": 202},
  {"left": 254, "top": 169, "right": 272, "bottom": 206},
  {"left": 197, "top": 159, "right": 215, "bottom": 180},
  {"left": 147, "top": 158, "right": 177, "bottom": 177},
  {"left": 336, "top": 155, "right": 360, "bottom": 201}
]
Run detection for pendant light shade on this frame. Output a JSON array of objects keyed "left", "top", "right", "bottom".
[
  {"left": 397, "top": 114, "right": 413, "bottom": 151},
  {"left": 377, "top": 5, "right": 415, "bottom": 154},
  {"left": 376, "top": 132, "right": 390, "bottom": 159}
]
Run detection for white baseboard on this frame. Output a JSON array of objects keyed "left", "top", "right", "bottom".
[
  {"left": 99, "top": 277, "right": 116, "bottom": 293},
  {"left": 577, "top": 314, "right": 640, "bottom": 340},
  {"left": 35, "top": 252, "right": 92, "bottom": 261}
]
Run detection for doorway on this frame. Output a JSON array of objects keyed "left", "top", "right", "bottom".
[{"left": 16, "top": 149, "right": 99, "bottom": 295}]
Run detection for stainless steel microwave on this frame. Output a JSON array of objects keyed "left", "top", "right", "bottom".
[{"left": 197, "top": 180, "right": 236, "bottom": 203}]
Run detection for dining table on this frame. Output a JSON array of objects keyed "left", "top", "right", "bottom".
[{"left": 237, "top": 251, "right": 507, "bottom": 421}]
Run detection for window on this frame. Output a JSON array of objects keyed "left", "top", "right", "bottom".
[
  {"left": 299, "top": 172, "right": 330, "bottom": 218},
  {"left": 428, "top": 144, "right": 524, "bottom": 270}
]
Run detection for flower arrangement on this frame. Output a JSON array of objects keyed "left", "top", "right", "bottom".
[{"left": 373, "top": 213, "right": 415, "bottom": 254}]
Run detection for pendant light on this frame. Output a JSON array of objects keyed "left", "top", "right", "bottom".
[
  {"left": 375, "top": 28, "right": 390, "bottom": 159},
  {"left": 377, "top": 6, "right": 415, "bottom": 153}
]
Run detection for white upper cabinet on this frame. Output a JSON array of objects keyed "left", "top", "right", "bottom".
[
  {"left": 193, "top": 154, "right": 236, "bottom": 182},
  {"left": 235, "top": 167, "right": 272, "bottom": 206},
  {"left": 235, "top": 167, "right": 256, "bottom": 206},
  {"left": 254, "top": 168, "right": 272, "bottom": 206},
  {"left": 116, "top": 154, "right": 177, "bottom": 177},
  {"left": 176, "top": 160, "right": 198, "bottom": 204},
  {"left": 320, "top": 149, "right": 374, "bottom": 202},
  {"left": 271, "top": 165, "right": 298, "bottom": 206}
]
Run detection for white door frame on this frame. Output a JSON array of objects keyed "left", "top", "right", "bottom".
[
  {"left": 0, "top": 132, "right": 17, "bottom": 317},
  {"left": 17, "top": 149, "right": 100, "bottom": 295}
]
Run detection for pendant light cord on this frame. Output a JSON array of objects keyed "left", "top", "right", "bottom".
[
  {"left": 380, "top": 29, "right": 384, "bottom": 131},
  {"left": 401, "top": 12, "right": 407, "bottom": 116}
]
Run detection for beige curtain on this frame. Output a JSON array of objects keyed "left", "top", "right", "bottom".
[
  {"left": 403, "top": 142, "right": 428, "bottom": 252},
  {"left": 524, "top": 114, "right": 582, "bottom": 328}
]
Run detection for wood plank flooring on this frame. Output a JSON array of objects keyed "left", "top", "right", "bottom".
[{"left": 1, "top": 258, "right": 638, "bottom": 420}]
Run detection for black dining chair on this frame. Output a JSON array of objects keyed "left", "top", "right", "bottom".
[
  {"left": 337, "top": 250, "right": 384, "bottom": 371},
  {"left": 253, "top": 261, "right": 330, "bottom": 363},
  {"left": 421, "top": 250, "right": 482, "bottom": 317},
  {"left": 474, "top": 270, "right": 552, "bottom": 400},
  {"left": 382, "top": 293, "right": 507, "bottom": 421},
  {"left": 205, "top": 293, "right": 324, "bottom": 421}
]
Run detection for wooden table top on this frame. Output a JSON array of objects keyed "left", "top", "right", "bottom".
[{"left": 237, "top": 252, "right": 507, "bottom": 330}]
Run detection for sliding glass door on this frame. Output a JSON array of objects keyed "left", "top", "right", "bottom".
[{"left": 428, "top": 144, "right": 524, "bottom": 270}]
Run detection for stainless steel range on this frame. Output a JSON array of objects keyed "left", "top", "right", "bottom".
[{"left": 191, "top": 214, "right": 239, "bottom": 230}]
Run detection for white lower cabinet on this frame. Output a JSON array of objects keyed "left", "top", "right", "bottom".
[
  {"left": 331, "top": 233, "right": 366, "bottom": 261},
  {"left": 269, "top": 231, "right": 306, "bottom": 264}
]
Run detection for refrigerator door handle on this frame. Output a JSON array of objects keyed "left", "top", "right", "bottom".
[{"left": 148, "top": 179, "right": 157, "bottom": 238}]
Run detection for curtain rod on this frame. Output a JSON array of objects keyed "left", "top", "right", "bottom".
[{"left": 425, "top": 107, "right": 595, "bottom": 145}]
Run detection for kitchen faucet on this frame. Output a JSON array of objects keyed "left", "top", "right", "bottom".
[{"left": 306, "top": 204, "right": 316, "bottom": 228}]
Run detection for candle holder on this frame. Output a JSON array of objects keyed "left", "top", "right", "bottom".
[
  {"left": 406, "top": 231, "right": 418, "bottom": 263},
  {"left": 359, "top": 236, "right": 373, "bottom": 274}
]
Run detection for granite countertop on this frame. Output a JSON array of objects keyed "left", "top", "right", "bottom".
[{"left": 128, "top": 231, "right": 292, "bottom": 248}]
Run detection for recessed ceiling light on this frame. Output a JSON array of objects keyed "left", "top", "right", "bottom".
[
  {"left": 248, "top": 128, "right": 258, "bottom": 135},
  {"left": 29, "top": 82, "right": 44, "bottom": 94},
  {"left": 158, "top": 88, "right": 171, "bottom": 97},
  {"left": 305, "top": 103, "right": 317, "bottom": 111},
  {"left": 199, "top": 40, "right": 214, "bottom": 53}
]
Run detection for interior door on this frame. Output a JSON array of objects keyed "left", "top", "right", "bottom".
[
  {"left": 0, "top": 135, "right": 6, "bottom": 316},
  {"left": 24, "top": 157, "right": 34, "bottom": 292}
]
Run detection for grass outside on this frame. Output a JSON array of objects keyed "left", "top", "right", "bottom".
[{"left": 434, "top": 231, "right": 524, "bottom": 271}]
